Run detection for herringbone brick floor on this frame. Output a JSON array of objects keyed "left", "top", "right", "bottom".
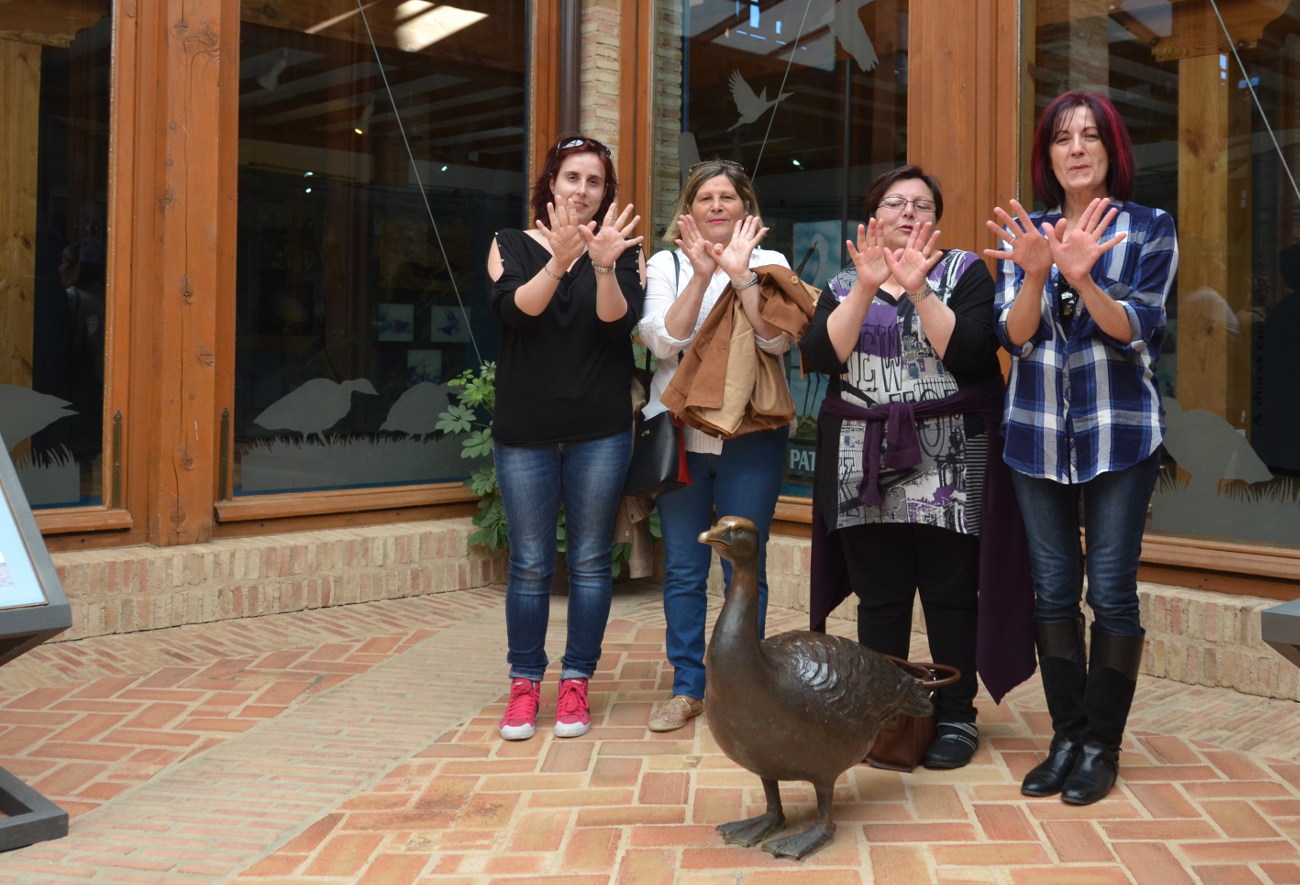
[{"left": 0, "top": 581, "right": 1296, "bottom": 883}]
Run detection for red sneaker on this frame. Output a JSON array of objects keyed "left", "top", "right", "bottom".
[
  {"left": 499, "top": 678, "right": 540, "bottom": 741},
  {"left": 554, "top": 677, "right": 591, "bottom": 738}
]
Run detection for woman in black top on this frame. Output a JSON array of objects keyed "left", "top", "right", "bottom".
[
  {"left": 801, "top": 165, "right": 1003, "bottom": 769},
  {"left": 487, "top": 134, "right": 644, "bottom": 742}
]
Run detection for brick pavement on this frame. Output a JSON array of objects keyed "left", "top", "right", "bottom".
[{"left": 0, "top": 582, "right": 1297, "bottom": 883}]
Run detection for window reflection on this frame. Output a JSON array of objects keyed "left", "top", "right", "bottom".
[
  {"left": 1032, "top": 0, "right": 1300, "bottom": 547},
  {"left": 0, "top": 2, "right": 111, "bottom": 508},
  {"left": 667, "top": 0, "right": 910, "bottom": 497},
  {"left": 233, "top": 1, "right": 525, "bottom": 496}
]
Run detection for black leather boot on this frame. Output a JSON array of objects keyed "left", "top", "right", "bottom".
[
  {"left": 1021, "top": 617, "right": 1087, "bottom": 797},
  {"left": 1061, "top": 625, "right": 1144, "bottom": 805}
]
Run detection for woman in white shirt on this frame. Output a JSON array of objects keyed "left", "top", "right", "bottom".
[{"left": 638, "top": 159, "right": 795, "bottom": 733}]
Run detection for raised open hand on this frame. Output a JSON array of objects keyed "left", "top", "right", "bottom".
[
  {"left": 715, "top": 214, "right": 769, "bottom": 280},
  {"left": 582, "top": 202, "right": 644, "bottom": 269},
  {"left": 1043, "top": 197, "right": 1126, "bottom": 286},
  {"left": 675, "top": 215, "right": 720, "bottom": 277},
  {"left": 883, "top": 220, "right": 942, "bottom": 295},
  {"left": 984, "top": 198, "right": 1052, "bottom": 279},
  {"left": 845, "top": 219, "right": 890, "bottom": 292},
  {"left": 535, "top": 196, "right": 589, "bottom": 267}
]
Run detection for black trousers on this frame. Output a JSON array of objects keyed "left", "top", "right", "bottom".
[{"left": 840, "top": 522, "right": 979, "bottom": 723}]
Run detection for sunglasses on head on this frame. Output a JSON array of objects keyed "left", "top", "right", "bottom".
[
  {"left": 557, "top": 136, "right": 611, "bottom": 157},
  {"left": 689, "top": 158, "right": 746, "bottom": 175}
]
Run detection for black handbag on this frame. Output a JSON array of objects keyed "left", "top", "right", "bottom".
[{"left": 624, "top": 410, "right": 689, "bottom": 499}]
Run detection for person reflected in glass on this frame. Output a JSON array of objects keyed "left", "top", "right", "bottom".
[
  {"left": 487, "top": 134, "right": 645, "bottom": 742},
  {"left": 801, "top": 165, "right": 1003, "bottom": 769},
  {"left": 986, "top": 91, "right": 1178, "bottom": 804},
  {"left": 639, "top": 159, "right": 811, "bottom": 732}
]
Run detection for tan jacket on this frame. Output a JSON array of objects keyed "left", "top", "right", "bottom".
[{"left": 661, "top": 265, "right": 818, "bottom": 439}]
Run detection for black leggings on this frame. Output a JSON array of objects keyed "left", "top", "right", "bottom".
[{"left": 840, "top": 522, "right": 979, "bottom": 723}]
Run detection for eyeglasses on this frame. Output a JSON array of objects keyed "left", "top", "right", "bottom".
[
  {"left": 688, "top": 158, "right": 746, "bottom": 175},
  {"left": 557, "top": 136, "right": 611, "bottom": 157},
  {"left": 877, "top": 195, "right": 937, "bottom": 213}
]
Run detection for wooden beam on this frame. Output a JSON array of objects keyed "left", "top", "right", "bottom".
[
  {"left": 908, "top": 0, "right": 1021, "bottom": 271},
  {"left": 0, "top": 1, "right": 100, "bottom": 47},
  {"left": 617, "top": 0, "right": 654, "bottom": 239},
  {"left": 0, "top": 39, "right": 40, "bottom": 394},
  {"left": 143, "top": 0, "right": 233, "bottom": 545}
]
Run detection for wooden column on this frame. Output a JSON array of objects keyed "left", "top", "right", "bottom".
[
  {"left": 617, "top": 1, "right": 655, "bottom": 232},
  {"left": 0, "top": 40, "right": 40, "bottom": 392},
  {"left": 144, "top": 0, "right": 236, "bottom": 545},
  {"left": 908, "top": 0, "right": 1021, "bottom": 265}
]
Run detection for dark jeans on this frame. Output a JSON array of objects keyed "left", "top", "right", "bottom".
[
  {"left": 1010, "top": 451, "right": 1161, "bottom": 636},
  {"left": 841, "top": 521, "right": 979, "bottom": 723},
  {"left": 495, "top": 429, "right": 632, "bottom": 681}
]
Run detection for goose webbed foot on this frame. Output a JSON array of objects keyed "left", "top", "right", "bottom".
[
  {"left": 717, "top": 777, "right": 785, "bottom": 847},
  {"left": 717, "top": 810, "right": 786, "bottom": 847},
  {"left": 761, "top": 821, "right": 836, "bottom": 860}
]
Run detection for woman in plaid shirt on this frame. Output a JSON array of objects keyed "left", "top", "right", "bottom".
[{"left": 986, "top": 91, "right": 1178, "bottom": 806}]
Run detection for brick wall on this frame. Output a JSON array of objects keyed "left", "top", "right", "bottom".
[{"left": 50, "top": 519, "right": 504, "bottom": 642}]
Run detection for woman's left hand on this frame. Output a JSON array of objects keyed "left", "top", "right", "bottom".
[
  {"left": 1044, "top": 197, "right": 1126, "bottom": 286},
  {"left": 581, "top": 202, "right": 644, "bottom": 269},
  {"left": 883, "top": 220, "right": 942, "bottom": 295},
  {"left": 715, "top": 214, "right": 769, "bottom": 281}
]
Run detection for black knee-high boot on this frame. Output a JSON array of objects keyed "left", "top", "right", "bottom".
[
  {"left": 1061, "top": 625, "right": 1144, "bottom": 805},
  {"left": 1021, "top": 617, "right": 1088, "bottom": 797}
]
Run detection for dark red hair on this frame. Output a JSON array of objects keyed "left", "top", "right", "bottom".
[
  {"left": 529, "top": 133, "right": 617, "bottom": 227},
  {"left": 1031, "top": 91, "right": 1135, "bottom": 209}
]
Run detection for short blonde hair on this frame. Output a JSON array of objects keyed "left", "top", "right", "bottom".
[{"left": 663, "top": 160, "right": 762, "bottom": 245}]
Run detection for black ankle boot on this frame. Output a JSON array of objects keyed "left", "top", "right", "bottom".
[
  {"left": 1061, "top": 740, "right": 1120, "bottom": 805},
  {"left": 1021, "top": 733, "right": 1082, "bottom": 797}
]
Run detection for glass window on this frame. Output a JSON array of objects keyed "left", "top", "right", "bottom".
[
  {"left": 657, "top": 0, "right": 910, "bottom": 496},
  {"left": 0, "top": 2, "right": 112, "bottom": 509},
  {"left": 1028, "top": 0, "right": 1300, "bottom": 548},
  {"left": 233, "top": 2, "right": 525, "bottom": 496}
]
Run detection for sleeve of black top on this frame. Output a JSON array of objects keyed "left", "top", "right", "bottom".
[
  {"left": 488, "top": 229, "right": 541, "bottom": 329},
  {"left": 798, "top": 288, "right": 850, "bottom": 375},
  {"left": 937, "top": 257, "right": 1000, "bottom": 375}
]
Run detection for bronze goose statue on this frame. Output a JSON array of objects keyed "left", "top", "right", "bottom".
[{"left": 699, "top": 515, "right": 933, "bottom": 860}]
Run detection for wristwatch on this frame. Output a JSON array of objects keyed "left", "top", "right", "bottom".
[{"left": 906, "top": 283, "right": 933, "bottom": 306}]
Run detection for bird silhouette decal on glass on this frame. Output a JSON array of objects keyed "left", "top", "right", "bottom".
[
  {"left": 699, "top": 516, "right": 934, "bottom": 860},
  {"left": 728, "top": 70, "right": 794, "bottom": 132},
  {"left": 0, "top": 384, "right": 77, "bottom": 451},
  {"left": 822, "top": 0, "right": 879, "bottom": 72},
  {"left": 253, "top": 378, "right": 378, "bottom": 442},
  {"left": 1161, "top": 396, "right": 1272, "bottom": 499},
  {"left": 380, "top": 382, "right": 449, "bottom": 439}
]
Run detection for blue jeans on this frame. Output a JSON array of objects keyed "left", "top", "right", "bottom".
[
  {"left": 496, "top": 430, "right": 632, "bottom": 682},
  {"left": 655, "top": 427, "right": 788, "bottom": 698},
  {"left": 1010, "top": 452, "right": 1160, "bottom": 636}
]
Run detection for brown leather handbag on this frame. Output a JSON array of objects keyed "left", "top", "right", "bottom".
[{"left": 864, "top": 657, "right": 961, "bottom": 772}]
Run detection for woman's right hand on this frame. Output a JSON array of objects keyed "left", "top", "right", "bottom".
[
  {"left": 984, "top": 199, "right": 1052, "bottom": 282},
  {"left": 845, "top": 219, "right": 890, "bottom": 292},
  {"left": 535, "top": 196, "right": 590, "bottom": 268},
  {"left": 675, "top": 214, "right": 719, "bottom": 277}
]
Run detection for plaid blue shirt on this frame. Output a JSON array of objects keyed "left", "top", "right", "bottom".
[{"left": 995, "top": 201, "right": 1178, "bottom": 483}]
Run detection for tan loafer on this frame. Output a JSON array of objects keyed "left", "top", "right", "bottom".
[{"left": 647, "top": 695, "right": 704, "bottom": 732}]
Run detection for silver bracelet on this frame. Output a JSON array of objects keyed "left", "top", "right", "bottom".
[
  {"left": 906, "top": 283, "right": 934, "bottom": 305},
  {"left": 732, "top": 273, "right": 760, "bottom": 291},
  {"left": 541, "top": 263, "right": 561, "bottom": 282},
  {"left": 591, "top": 262, "right": 614, "bottom": 274}
]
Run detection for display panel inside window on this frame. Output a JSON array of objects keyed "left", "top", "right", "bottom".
[{"left": 233, "top": 1, "right": 523, "bottom": 496}]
